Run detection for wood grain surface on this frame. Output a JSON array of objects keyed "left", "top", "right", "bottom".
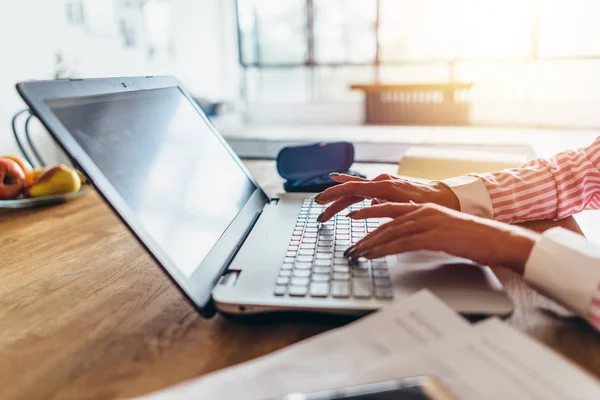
[{"left": 1, "top": 162, "right": 599, "bottom": 400}]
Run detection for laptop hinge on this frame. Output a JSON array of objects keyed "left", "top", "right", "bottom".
[{"left": 221, "top": 210, "right": 262, "bottom": 273}]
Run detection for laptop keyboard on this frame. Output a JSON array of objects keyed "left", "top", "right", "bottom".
[{"left": 274, "top": 198, "right": 393, "bottom": 300}]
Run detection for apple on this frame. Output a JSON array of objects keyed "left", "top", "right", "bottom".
[
  {"left": 1, "top": 155, "right": 34, "bottom": 185},
  {"left": 0, "top": 158, "right": 26, "bottom": 200}
]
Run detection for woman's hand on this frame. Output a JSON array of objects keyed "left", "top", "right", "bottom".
[
  {"left": 314, "top": 173, "right": 460, "bottom": 222},
  {"left": 345, "top": 202, "right": 540, "bottom": 275}
]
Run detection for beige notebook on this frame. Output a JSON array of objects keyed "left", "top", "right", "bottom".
[{"left": 397, "top": 146, "right": 528, "bottom": 180}]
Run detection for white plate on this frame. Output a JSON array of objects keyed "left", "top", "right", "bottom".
[{"left": 0, "top": 187, "right": 93, "bottom": 209}]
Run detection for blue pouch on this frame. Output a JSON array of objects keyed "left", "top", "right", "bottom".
[{"left": 276, "top": 142, "right": 365, "bottom": 192}]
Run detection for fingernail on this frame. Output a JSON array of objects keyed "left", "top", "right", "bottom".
[
  {"left": 346, "top": 211, "right": 356, "bottom": 218},
  {"left": 344, "top": 245, "right": 355, "bottom": 257},
  {"left": 314, "top": 194, "right": 323, "bottom": 201},
  {"left": 348, "top": 247, "right": 361, "bottom": 258},
  {"left": 317, "top": 213, "right": 325, "bottom": 222},
  {"left": 329, "top": 172, "right": 340, "bottom": 176}
]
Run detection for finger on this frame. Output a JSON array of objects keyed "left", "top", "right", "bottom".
[
  {"left": 360, "top": 232, "right": 431, "bottom": 260},
  {"left": 371, "top": 198, "right": 385, "bottom": 206},
  {"left": 329, "top": 174, "right": 367, "bottom": 184},
  {"left": 348, "top": 220, "right": 427, "bottom": 257},
  {"left": 314, "top": 181, "right": 394, "bottom": 204},
  {"left": 318, "top": 196, "right": 362, "bottom": 222},
  {"left": 345, "top": 210, "right": 429, "bottom": 256},
  {"left": 347, "top": 202, "right": 421, "bottom": 220}
]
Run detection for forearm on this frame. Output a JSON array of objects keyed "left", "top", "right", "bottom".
[{"left": 443, "top": 137, "right": 600, "bottom": 223}]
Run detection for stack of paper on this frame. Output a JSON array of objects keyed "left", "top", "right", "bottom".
[{"left": 138, "top": 291, "right": 600, "bottom": 400}]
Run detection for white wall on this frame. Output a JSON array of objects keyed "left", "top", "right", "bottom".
[{"left": 0, "top": 0, "right": 240, "bottom": 159}]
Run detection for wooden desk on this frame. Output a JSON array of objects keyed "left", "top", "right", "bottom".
[{"left": 1, "top": 162, "right": 599, "bottom": 400}]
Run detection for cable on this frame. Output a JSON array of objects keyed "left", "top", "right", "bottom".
[
  {"left": 24, "top": 113, "right": 47, "bottom": 167},
  {"left": 10, "top": 109, "right": 33, "bottom": 165}
]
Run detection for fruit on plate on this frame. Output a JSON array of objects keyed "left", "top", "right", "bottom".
[
  {"left": 25, "top": 164, "right": 81, "bottom": 198},
  {"left": 0, "top": 158, "right": 26, "bottom": 200},
  {"left": 31, "top": 167, "right": 48, "bottom": 182},
  {"left": 74, "top": 169, "right": 87, "bottom": 184},
  {"left": 1, "top": 155, "right": 34, "bottom": 185},
  {"left": 31, "top": 167, "right": 86, "bottom": 185}
]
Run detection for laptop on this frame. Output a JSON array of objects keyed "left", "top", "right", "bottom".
[{"left": 17, "top": 76, "right": 513, "bottom": 318}]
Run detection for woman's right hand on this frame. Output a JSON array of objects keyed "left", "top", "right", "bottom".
[{"left": 314, "top": 173, "right": 460, "bottom": 222}]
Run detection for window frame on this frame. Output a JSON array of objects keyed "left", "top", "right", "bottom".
[{"left": 235, "top": 0, "right": 600, "bottom": 70}]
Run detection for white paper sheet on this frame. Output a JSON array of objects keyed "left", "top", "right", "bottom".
[
  {"left": 138, "top": 290, "right": 471, "bottom": 399},
  {"left": 321, "top": 318, "right": 600, "bottom": 400}
]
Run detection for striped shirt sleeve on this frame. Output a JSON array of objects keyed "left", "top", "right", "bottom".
[
  {"left": 525, "top": 227, "right": 600, "bottom": 332},
  {"left": 472, "top": 136, "right": 600, "bottom": 223}
]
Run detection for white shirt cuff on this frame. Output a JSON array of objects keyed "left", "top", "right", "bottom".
[
  {"left": 440, "top": 176, "right": 494, "bottom": 218},
  {"left": 524, "top": 227, "right": 599, "bottom": 317}
]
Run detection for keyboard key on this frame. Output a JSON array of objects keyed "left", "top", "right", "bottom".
[
  {"left": 319, "top": 240, "right": 333, "bottom": 246},
  {"left": 317, "top": 246, "right": 332, "bottom": 253},
  {"left": 331, "top": 281, "right": 350, "bottom": 298},
  {"left": 297, "top": 256, "right": 313, "bottom": 263},
  {"left": 286, "top": 251, "right": 297, "bottom": 257},
  {"left": 305, "top": 227, "right": 318, "bottom": 233},
  {"left": 291, "top": 277, "right": 309, "bottom": 286},
  {"left": 289, "top": 286, "right": 308, "bottom": 297},
  {"left": 315, "top": 259, "right": 332, "bottom": 267},
  {"left": 303, "top": 237, "right": 317, "bottom": 243},
  {"left": 372, "top": 262, "right": 387, "bottom": 270},
  {"left": 375, "top": 287, "right": 394, "bottom": 299},
  {"left": 304, "top": 232, "right": 318, "bottom": 238},
  {"left": 277, "top": 276, "right": 290, "bottom": 285},
  {"left": 351, "top": 269, "right": 369, "bottom": 277},
  {"left": 312, "top": 274, "right": 330, "bottom": 281},
  {"left": 290, "top": 240, "right": 300, "bottom": 246},
  {"left": 288, "top": 245, "right": 298, "bottom": 251},
  {"left": 335, "top": 235, "right": 350, "bottom": 240},
  {"left": 333, "top": 265, "right": 350, "bottom": 273},
  {"left": 313, "top": 266, "right": 331, "bottom": 274},
  {"left": 316, "top": 253, "right": 331, "bottom": 259},
  {"left": 274, "top": 285, "right": 287, "bottom": 296},
  {"left": 353, "top": 278, "right": 372, "bottom": 298},
  {"left": 374, "top": 278, "right": 392, "bottom": 287},
  {"left": 284, "top": 257, "right": 295, "bottom": 263},
  {"left": 372, "top": 270, "right": 389, "bottom": 278},
  {"left": 332, "top": 272, "right": 350, "bottom": 281},
  {"left": 333, "top": 258, "right": 348, "bottom": 265},
  {"left": 310, "top": 282, "right": 329, "bottom": 297},
  {"left": 295, "top": 262, "right": 312, "bottom": 270},
  {"left": 307, "top": 223, "right": 318, "bottom": 227},
  {"left": 299, "top": 249, "right": 315, "bottom": 255},
  {"left": 281, "top": 263, "right": 293, "bottom": 270},
  {"left": 280, "top": 270, "right": 292, "bottom": 277},
  {"left": 334, "top": 251, "right": 345, "bottom": 258},
  {"left": 293, "top": 269, "right": 311, "bottom": 277},
  {"left": 301, "top": 243, "right": 316, "bottom": 249}
]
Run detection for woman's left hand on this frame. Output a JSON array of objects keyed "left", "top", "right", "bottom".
[{"left": 345, "top": 202, "right": 540, "bottom": 275}]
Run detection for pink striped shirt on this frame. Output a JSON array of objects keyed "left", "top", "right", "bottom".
[{"left": 472, "top": 136, "right": 600, "bottom": 223}]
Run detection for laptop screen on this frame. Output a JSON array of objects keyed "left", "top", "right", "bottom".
[{"left": 46, "top": 87, "right": 257, "bottom": 278}]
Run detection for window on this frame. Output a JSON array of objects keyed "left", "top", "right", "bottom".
[{"left": 237, "top": 0, "right": 600, "bottom": 105}]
